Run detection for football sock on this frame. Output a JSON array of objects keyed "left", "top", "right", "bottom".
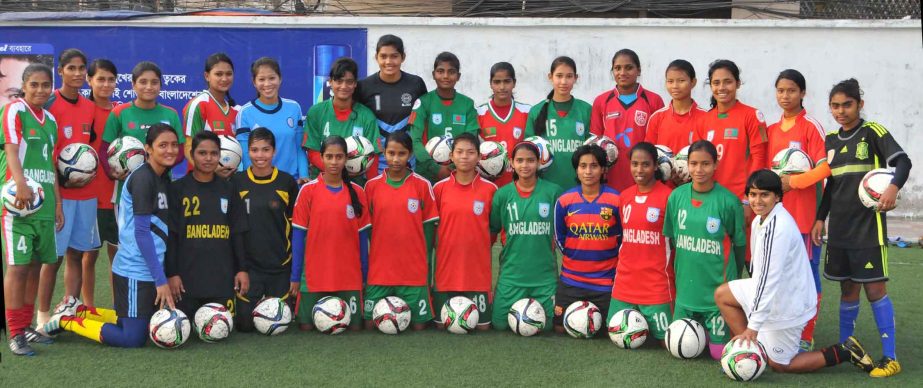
[
  {"left": 77, "top": 306, "right": 118, "bottom": 324},
  {"left": 870, "top": 295, "right": 896, "bottom": 359},
  {"left": 99, "top": 317, "right": 148, "bottom": 348},
  {"left": 802, "top": 293, "right": 821, "bottom": 342},
  {"left": 839, "top": 300, "right": 860, "bottom": 342},
  {"left": 6, "top": 307, "right": 28, "bottom": 338},
  {"left": 61, "top": 316, "right": 104, "bottom": 343},
  {"left": 821, "top": 344, "right": 849, "bottom": 366},
  {"left": 708, "top": 343, "right": 723, "bottom": 360},
  {"left": 36, "top": 309, "right": 50, "bottom": 327}
]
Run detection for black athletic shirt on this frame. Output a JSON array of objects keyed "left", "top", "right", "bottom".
[
  {"left": 356, "top": 71, "right": 428, "bottom": 130},
  {"left": 231, "top": 167, "right": 298, "bottom": 275}
]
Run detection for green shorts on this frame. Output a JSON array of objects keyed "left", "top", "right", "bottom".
[
  {"left": 297, "top": 290, "right": 362, "bottom": 328},
  {"left": 1, "top": 218, "right": 57, "bottom": 265},
  {"left": 491, "top": 282, "right": 556, "bottom": 332},
  {"left": 363, "top": 285, "right": 433, "bottom": 324},
  {"left": 431, "top": 290, "right": 492, "bottom": 325},
  {"left": 673, "top": 305, "right": 729, "bottom": 345},
  {"left": 97, "top": 208, "right": 119, "bottom": 246},
  {"left": 608, "top": 298, "right": 673, "bottom": 340}
]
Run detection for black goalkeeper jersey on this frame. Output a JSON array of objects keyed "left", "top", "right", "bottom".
[{"left": 232, "top": 168, "right": 298, "bottom": 275}]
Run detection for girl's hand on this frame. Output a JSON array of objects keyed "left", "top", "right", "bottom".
[
  {"left": 216, "top": 166, "right": 235, "bottom": 179},
  {"left": 234, "top": 271, "right": 250, "bottom": 296},
  {"left": 811, "top": 220, "right": 825, "bottom": 246},
  {"left": 780, "top": 174, "right": 792, "bottom": 192},
  {"left": 13, "top": 179, "right": 34, "bottom": 209},
  {"left": 112, "top": 169, "right": 129, "bottom": 181},
  {"left": 437, "top": 166, "right": 452, "bottom": 180},
  {"left": 877, "top": 184, "right": 898, "bottom": 212},
  {"left": 730, "top": 329, "right": 759, "bottom": 348},
  {"left": 55, "top": 202, "right": 65, "bottom": 231},
  {"left": 168, "top": 276, "right": 185, "bottom": 301},
  {"left": 288, "top": 282, "right": 300, "bottom": 299},
  {"left": 155, "top": 284, "right": 176, "bottom": 310}
]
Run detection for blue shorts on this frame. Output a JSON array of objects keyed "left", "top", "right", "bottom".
[{"left": 55, "top": 198, "right": 100, "bottom": 255}]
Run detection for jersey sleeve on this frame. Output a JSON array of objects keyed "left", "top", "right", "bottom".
[
  {"left": 589, "top": 93, "right": 605, "bottom": 136},
  {"left": 524, "top": 103, "right": 540, "bottom": 138},
  {"left": 102, "top": 109, "right": 121, "bottom": 143},
  {"left": 553, "top": 198, "right": 567, "bottom": 251},
  {"left": 168, "top": 108, "right": 184, "bottom": 144},
  {"left": 234, "top": 109, "right": 252, "bottom": 172},
  {"left": 303, "top": 104, "right": 323, "bottom": 151},
  {"left": 1, "top": 104, "right": 22, "bottom": 145},
  {"left": 489, "top": 189, "right": 504, "bottom": 235},
  {"left": 291, "top": 185, "right": 312, "bottom": 230},
  {"left": 805, "top": 119, "right": 827, "bottom": 164},
  {"left": 127, "top": 168, "right": 157, "bottom": 216},
  {"left": 746, "top": 221, "right": 793, "bottom": 331},
  {"left": 421, "top": 180, "right": 439, "bottom": 223},
  {"left": 183, "top": 99, "right": 205, "bottom": 137},
  {"left": 746, "top": 109, "right": 769, "bottom": 173},
  {"left": 356, "top": 186, "right": 371, "bottom": 231},
  {"left": 409, "top": 97, "right": 439, "bottom": 181},
  {"left": 643, "top": 111, "right": 661, "bottom": 144},
  {"left": 728, "top": 195, "right": 747, "bottom": 247},
  {"left": 360, "top": 109, "right": 382, "bottom": 153},
  {"left": 228, "top": 180, "right": 250, "bottom": 234},
  {"left": 293, "top": 103, "right": 308, "bottom": 180},
  {"left": 662, "top": 193, "right": 675, "bottom": 240},
  {"left": 464, "top": 100, "right": 480, "bottom": 133},
  {"left": 867, "top": 122, "right": 907, "bottom": 166}
]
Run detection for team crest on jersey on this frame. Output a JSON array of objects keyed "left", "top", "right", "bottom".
[
  {"left": 513, "top": 126, "right": 523, "bottom": 139},
  {"left": 63, "top": 125, "right": 73, "bottom": 139},
  {"left": 408, "top": 198, "right": 420, "bottom": 213},
  {"left": 634, "top": 110, "right": 648, "bottom": 127},
  {"left": 401, "top": 93, "right": 413, "bottom": 107},
  {"left": 346, "top": 204, "right": 356, "bottom": 219},
  {"left": 706, "top": 217, "right": 721, "bottom": 234},
  {"left": 827, "top": 149, "right": 836, "bottom": 165},
  {"left": 706, "top": 130, "right": 715, "bottom": 141},
  {"left": 600, "top": 207, "right": 613, "bottom": 221},
  {"left": 287, "top": 117, "right": 295, "bottom": 128},
  {"left": 473, "top": 200, "right": 485, "bottom": 215},
  {"left": 432, "top": 114, "right": 443, "bottom": 125},
  {"left": 788, "top": 141, "right": 802, "bottom": 150},
  {"left": 352, "top": 126, "right": 363, "bottom": 136},
  {"left": 538, "top": 203, "right": 550, "bottom": 218},
  {"left": 647, "top": 207, "right": 660, "bottom": 223},
  {"left": 855, "top": 140, "right": 869, "bottom": 160},
  {"left": 220, "top": 198, "right": 228, "bottom": 214},
  {"left": 755, "top": 109, "right": 766, "bottom": 123},
  {"left": 575, "top": 122, "right": 585, "bottom": 136}
]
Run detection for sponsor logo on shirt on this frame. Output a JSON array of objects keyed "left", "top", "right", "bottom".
[
  {"left": 538, "top": 202, "right": 550, "bottom": 218},
  {"left": 606, "top": 112, "right": 620, "bottom": 120},
  {"left": 63, "top": 125, "right": 73, "bottom": 139},
  {"left": 432, "top": 113, "right": 443, "bottom": 125},
  {"left": 624, "top": 229, "right": 661, "bottom": 245},
  {"left": 452, "top": 114, "right": 464, "bottom": 125},
  {"left": 513, "top": 126, "right": 523, "bottom": 139},
  {"left": 346, "top": 204, "right": 355, "bottom": 219},
  {"left": 473, "top": 200, "right": 484, "bottom": 215},
  {"left": 408, "top": 198, "right": 420, "bottom": 213},
  {"left": 706, "top": 216, "right": 721, "bottom": 234},
  {"left": 646, "top": 207, "right": 660, "bottom": 223},
  {"left": 634, "top": 110, "right": 648, "bottom": 127},
  {"left": 676, "top": 234, "right": 722, "bottom": 255},
  {"left": 220, "top": 198, "right": 228, "bottom": 214},
  {"left": 568, "top": 222, "right": 611, "bottom": 240},
  {"left": 401, "top": 93, "right": 413, "bottom": 107},
  {"left": 508, "top": 221, "right": 552, "bottom": 236},
  {"left": 855, "top": 140, "right": 869, "bottom": 160},
  {"left": 24, "top": 168, "right": 55, "bottom": 184},
  {"left": 724, "top": 127, "right": 739, "bottom": 140},
  {"left": 600, "top": 207, "right": 613, "bottom": 221},
  {"left": 575, "top": 122, "right": 585, "bottom": 137}
]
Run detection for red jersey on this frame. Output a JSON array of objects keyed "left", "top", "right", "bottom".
[
  {"left": 88, "top": 103, "right": 117, "bottom": 209},
  {"left": 643, "top": 101, "right": 708, "bottom": 154},
  {"left": 590, "top": 84, "right": 665, "bottom": 192},
  {"left": 47, "top": 90, "right": 97, "bottom": 200},
  {"left": 182, "top": 91, "right": 237, "bottom": 137},
  {"left": 612, "top": 182, "right": 674, "bottom": 305},
  {"left": 365, "top": 172, "right": 439, "bottom": 286},
  {"left": 291, "top": 175, "right": 371, "bottom": 292},
  {"left": 477, "top": 100, "right": 531, "bottom": 187},
  {"left": 694, "top": 101, "right": 769, "bottom": 199},
  {"left": 433, "top": 173, "right": 497, "bottom": 292},
  {"left": 766, "top": 110, "right": 826, "bottom": 233}
]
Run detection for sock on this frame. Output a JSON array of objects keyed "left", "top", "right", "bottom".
[
  {"left": 802, "top": 293, "right": 821, "bottom": 342},
  {"left": 99, "top": 317, "right": 148, "bottom": 348},
  {"left": 870, "top": 295, "right": 896, "bottom": 359},
  {"left": 36, "top": 309, "right": 50, "bottom": 328},
  {"left": 839, "top": 300, "right": 860, "bottom": 343},
  {"left": 5, "top": 308, "right": 23, "bottom": 338},
  {"left": 77, "top": 306, "right": 118, "bottom": 324},
  {"left": 61, "top": 316, "right": 104, "bottom": 343},
  {"left": 821, "top": 344, "right": 849, "bottom": 366},
  {"left": 8, "top": 306, "right": 31, "bottom": 337},
  {"left": 708, "top": 343, "right": 724, "bottom": 360}
]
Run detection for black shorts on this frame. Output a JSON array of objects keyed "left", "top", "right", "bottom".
[
  {"left": 236, "top": 271, "right": 292, "bottom": 332},
  {"left": 824, "top": 245, "right": 889, "bottom": 283},
  {"left": 97, "top": 208, "right": 119, "bottom": 246},
  {"left": 176, "top": 296, "right": 236, "bottom": 321},
  {"left": 553, "top": 280, "right": 611, "bottom": 328},
  {"left": 114, "top": 273, "right": 157, "bottom": 319}
]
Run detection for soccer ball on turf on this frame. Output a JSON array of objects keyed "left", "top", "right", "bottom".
[
  {"left": 57, "top": 143, "right": 98, "bottom": 187},
  {"left": 107, "top": 136, "right": 146, "bottom": 178},
  {"left": 654, "top": 145, "right": 674, "bottom": 182},
  {"left": 522, "top": 136, "right": 554, "bottom": 171},
  {"left": 563, "top": 301, "right": 603, "bottom": 339},
  {"left": 312, "top": 296, "right": 351, "bottom": 335},
  {"left": 477, "top": 140, "right": 509, "bottom": 180},
  {"left": 440, "top": 296, "right": 479, "bottom": 334},
  {"left": 721, "top": 339, "right": 769, "bottom": 381},
  {"left": 194, "top": 303, "right": 233, "bottom": 342},
  {"left": 583, "top": 135, "right": 619, "bottom": 167},
  {"left": 508, "top": 298, "right": 545, "bottom": 337},
  {"left": 372, "top": 296, "right": 411, "bottom": 335},
  {"left": 771, "top": 148, "right": 814, "bottom": 175},
  {"left": 665, "top": 318, "right": 707, "bottom": 359},
  {"left": 149, "top": 308, "right": 191, "bottom": 349},
  {"left": 425, "top": 136, "right": 453, "bottom": 166},
  {"left": 218, "top": 135, "right": 243, "bottom": 170},
  {"left": 345, "top": 135, "right": 376, "bottom": 175},
  {"left": 1, "top": 176, "right": 45, "bottom": 217},
  {"left": 607, "top": 309, "right": 649, "bottom": 349},
  {"left": 858, "top": 168, "right": 896, "bottom": 210},
  {"left": 252, "top": 297, "right": 292, "bottom": 336}
]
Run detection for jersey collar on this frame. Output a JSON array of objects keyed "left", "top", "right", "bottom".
[
  {"left": 488, "top": 99, "right": 515, "bottom": 123},
  {"left": 18, "top": 98, "right": 46, "bottom": 125},
  {"left": 205, "top": 89, "right": 231, "bottom": 115},
  {"left": 247, "top": 167, "right": 278, "bottom": 184}
]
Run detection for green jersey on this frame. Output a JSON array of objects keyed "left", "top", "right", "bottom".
[
  {"left": 524, "top": 98, "right": 592, "bottom": 190},
  {"left": 0, "top": 101, "right": 58, "bottom": 220},
  {"left": 102, "top": 101, "right": 183, "bottom": 145},
  {"left": 489, "top": 179, "right": 563, "bottom": 287},
  {"left": 409, "top": 90, "right": 479, "bottom": 183},
  {"left": 663, "top": 183, "right": 746, "bottom": 310},
  {"left": 303, "top": 100, "right": 380, "bottom": 181}
]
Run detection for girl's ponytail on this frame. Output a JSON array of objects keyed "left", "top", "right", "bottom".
[{"left": 532, "top": 90, "right": 554, "bottom": 137}]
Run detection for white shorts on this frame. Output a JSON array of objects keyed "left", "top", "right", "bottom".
[
  {"left": 54, "top": 198, "right": 100, "bottom": 256},
  {"left": 729, "top": 279, "right": 805, "bottom": 366}
]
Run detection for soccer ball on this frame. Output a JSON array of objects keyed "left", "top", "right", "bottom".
[
  {"left": 508, "top": 298, "right": 546, "bottom": 337},
  {"left": 477, "top": 141, "right": 509, "bottom": 180},
  {"left": 149, "top": 308, "right": 191, "bottom": 349},
  {"left": 672, "top": 145, "right": 692, "bottom": 183},
  {"left": 312, "top": 296, "right": 351, "bottom": 335},
  {"left": 219, "top": 135, "right": 243, "bottom": 170},
  {"left": 607, "top": 309, "right": 649, "bottom": 349},
  {"left": 425, "top": 136, "right": 453, "bottom": 166},
  {"left": 440, "top": 296, "right": 479, "bottom": 335},
  {"left": 57, "top": 143, "right": 98, "bottom": 187},
  {"left": 372, "top": 296, "right": 411, "bottom": 335},
  {"left": 655, "top": 145, "right": 674, "bottom": 182},
  {"left": 522, "top": 136, "right": 554, "bottom": 171},
  {"left": 252, "top": 297, "right": 292, "bottom": 336},
  {"left": 771, "top": 148, "right": 814, "bottom": 175},
  {"left": 1, "top": 176, "right": 44, "bottom": 217},
  {"left": 345, "top": 135, "right": 376, "bottom": 175},
  {"left": 194, "top": 303, "right": 233, "bottom": 342},
  {"left": 583, "top": 135, "right": 618, "bottom": 167},
  {"left": 665, "top": 318, "right": 707, "bottom": 359},
  {"left": 858, "top": 168, "right": 896, "bottom": 209},
  {"left": 563, "top": 301, "right": 603, "bottom": 339},
  {"left": 721, "top": 339, "right": 769, "bottom": 381},
  {"left": 107, "top": 136, "right": 146, "bottom": 178}
]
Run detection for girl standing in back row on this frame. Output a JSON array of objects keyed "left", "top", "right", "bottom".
[
  {"left": 477, "top": 62, "right": 531, "bottom": 187},
  {"left": 183, "top": 53, "right": 238, "bottom": 178}
]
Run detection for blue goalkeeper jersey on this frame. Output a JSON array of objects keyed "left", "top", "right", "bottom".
[
  {"left": 112, "top": 164, "right": 170, "bottom": 283},
  {"left": 235, "top": 98, "right": 307, "bottom": 180}
]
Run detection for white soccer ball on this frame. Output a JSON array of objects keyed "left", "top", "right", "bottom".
[
  {"left": 672, "top": 145, "right": 692, "bottom": 184},
  {"left": 858, "top": 168, "right": 897, "bottom": 210},
  {"left": 721, "top": 339, "right": 769, "bottom": 381},
  {"left": 655, "top": 145, "right": 674, "bottom": 182},
  {"left": 508, "top": 298, "right": 546, "bottom": 337},
  {"left": 1, "top": 176, "right": 45, "bottom": 217},
  {"left": 57, "top": 143, "right": 98, "bottom": 187},
  {"left": 771, "top": 148, "right": 814, "bottom": 175},
  {"left": 522, "top": 136, "right": 554, "bottom": 171},
  {"left": 607, "top": 309, "right": 649, "bottom": 349},
  {"left": 584, "top": 135, "right": 619, "bottom": 167},
  {"left": 107, "top": 136, "right": 146, "bottom": 178},
  {"left": 440, "top": 296, "right": 480, "bottom": 334},
  {"left": 252, "top": 297, "right": 292, "bottom": 336},
  {"left": 149, "top": 308, "right": 191, "bottom": 349},
  {"left": 563, "top": 301, "right": 603, "bottom": 339},
  {"left": 345, "top": 135, "right": 376, "bottom": 175},
  {"left": 425, "top": 136, "right": 453, "bottom": 166},
  {"left": 312, "top": 296, "right": 352, "bottom": 335},
  {"left": 218, "top": 135, "right": 243, "bottom": 170},
  {"left": 665, "top": 318, "right": 707, "bottom": 359},
  {"left": 372, "top": 296, "right": 411, "bottom": 335},
  {"left": 194, "top": 303, "right": 233, "bottom": 342},
  {"left": 476, "top": 140, "right": 509, "bottom": 180}
]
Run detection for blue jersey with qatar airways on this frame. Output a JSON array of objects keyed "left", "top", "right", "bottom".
[
  {"left": 235, "top": 98, "right": 307, "bottom": 180},
  {"left": 112, "top": 164, "right": 170, "bottom": 282}
]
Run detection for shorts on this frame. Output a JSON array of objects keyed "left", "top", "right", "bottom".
[
  {"left": 1, "top": 216, "right": 57, "bottom": 265},
  {"left": 176, "top": 296, "right": 236, "bottom": 322},
  {"left": 431, "top": 290, "right": 492, "bottom": 325},
  {"left": 363, "top": 285, "right": 432, "bottom": 324},
  {"left": 553, "top": 280, "right": 612, "bottom": 329},
  {"left": 491, "top": 282, "right": 556, "bottom": 332},
  {"left": 824, "top": 245, "right": 888, "bottom": 283},
  {"left": 97, "top": 208, "right": 119, "bottom": 246},
  {"left": 729, "top": 279, "right": 807, "bottom": 365},
  {"left": 297, "top": 289, "right": 362, "bottom": 328},
  {"left": 608, "top": 298, "right": 673, "bottom": 340},
  {"left": 113, "top": 273, "right": 157, "bottom": 319},
  {"left": 673, "top": 305, "right": 729, "bottom": 345},
  {"left": 55, "top": 198, "right": 100, "bottom": 255}
]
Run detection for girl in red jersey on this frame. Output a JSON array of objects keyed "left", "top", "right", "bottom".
[
  {"left": 183, "top": 53, "right": 238, "bottom": 177},
  {"left": 291, "top": 135, "right": 369, "bottom": 331},
  {"left": 363, "top": 131, "right": 438, "bottom": 331},
  {"left": 609, "top": 142, "right": 674, "bottom": 346},
  {"left": 590, "top": 49, "right": 665, "bottom": 192},
  {"left": 477, "top": 62, "right": 531, "bottom": 187}
]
